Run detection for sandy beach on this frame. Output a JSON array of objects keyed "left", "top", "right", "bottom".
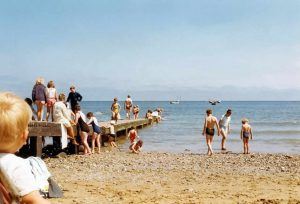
[{"left": 46, "top": 151, "right": 300, "bottom": 204}]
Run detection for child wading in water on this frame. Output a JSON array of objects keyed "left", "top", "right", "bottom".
[
  {"left": 127, "top": 128, "right": 142, "bottom": 154},
  {"left": 87, "top": 112, "right": 101, "bottom": 154},
  {"left": 240, "top": 118, "right": 253, "bottom": 154}
]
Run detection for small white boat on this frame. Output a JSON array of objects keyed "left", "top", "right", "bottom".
[
  {"left": 170, "top": 100, "right": 180, "bottom": 104},
  {"left": 209, "top": 100, "right": 221, "bottom": 105}
]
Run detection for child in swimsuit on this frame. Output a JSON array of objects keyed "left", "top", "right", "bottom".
[
  {"left": 127, "top": 128, "right": 142, "bottom": 153},
  {"left": 240, "top": 118, "right": 253, "bottom": 154},
  {"left": 74, "top": 105, "right": 91, "bottom": 155},
  {"left": 87, "top": 112, "right": 101, "bottom": 154}
]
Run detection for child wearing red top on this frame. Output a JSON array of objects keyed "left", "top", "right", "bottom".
[{"left": 127, "top": 128, "right": 142, "bottom": 154}]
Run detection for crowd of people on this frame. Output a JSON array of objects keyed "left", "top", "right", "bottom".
[
  {"left": 30, "top": 77, "right": 252, "bottom": 157},
  {"left": 0, "top": 78, "right": 255, "bottom": 203}
]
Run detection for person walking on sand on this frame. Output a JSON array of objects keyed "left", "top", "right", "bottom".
[
  {"left": 124, "top": 95, "right": 133, "bottom": 119},
  {"left": 67, "top": 85, "right": 83, "bottom": 112},
  {"left": 202, "top": 109, "right": 220, "bottom": 156},
  {"left": 111, "top": 98, "right": 121, "bottom": 123},
  {"left": 219, "top": 109, "right": 232, "bottom": 151},
  {"left": 241, "top": 118, "right": 253, "bottom": 154}
]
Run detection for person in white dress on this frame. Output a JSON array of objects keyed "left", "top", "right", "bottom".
[
  {"left": 53, "top": 93, "right": 77, "bottom": 145},
  {"left": 219, "top": 109, "right": 232, "bottom": 150}
]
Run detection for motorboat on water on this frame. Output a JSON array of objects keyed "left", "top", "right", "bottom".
[
  {"left": 170, "top": 100, "right": 180, "bottom": 104},
  {"left": 209, "top": 100, "right": 221, "bottom": 105}
]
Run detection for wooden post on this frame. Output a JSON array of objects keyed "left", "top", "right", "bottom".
[{"left": 36, "top": 136, "right": 43, "bottom": 157}]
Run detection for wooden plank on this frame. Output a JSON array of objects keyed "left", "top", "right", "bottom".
[
  {"left": 28, "top": 121, "right": 62, "bottom": 137},
  {"left": 29, "top": 119, "right": 151, "bottom": 137}
]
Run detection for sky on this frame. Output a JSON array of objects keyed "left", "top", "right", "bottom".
[{"left": 0, "top": 0, "right": 300, "bottom": 100}]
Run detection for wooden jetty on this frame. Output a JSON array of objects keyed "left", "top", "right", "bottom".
[{"left": 28, "top": 118, "right": 155, "bottom": 157}]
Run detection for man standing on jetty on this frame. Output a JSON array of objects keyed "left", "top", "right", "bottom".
[
  {"left": 124, "top": 95, "right": 133, "bottom": 119},
  {"left": 219, "top": 109, "right": 232, "bottom": 151},
  {"left": 67, "top": 85, "right": 83, "bottom": 112}
]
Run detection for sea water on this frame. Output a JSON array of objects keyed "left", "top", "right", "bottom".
[{"left": 80, "top": 101, "right": 300, "bottom": 154}]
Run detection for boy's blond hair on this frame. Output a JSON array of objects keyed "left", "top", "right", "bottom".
[
  {"left": 0, "top": 92, "right": 32, "bottom": 152},
  {"left": 242, "top": 118, "right": 249, "bottom": 124}
]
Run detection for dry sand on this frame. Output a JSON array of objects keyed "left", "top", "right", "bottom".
[{"left": 46, "top": 151, "right": 300, "bottom": 204}]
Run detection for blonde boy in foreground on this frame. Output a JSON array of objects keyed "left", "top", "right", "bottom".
[{"left": 0, "top": 92, "right": 50, "bottom": 204}]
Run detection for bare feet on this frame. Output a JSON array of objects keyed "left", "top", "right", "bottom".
[{"left": 71, "top": 139, "right": 79, "bottom": 146}]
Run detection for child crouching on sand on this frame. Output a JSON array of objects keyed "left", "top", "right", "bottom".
[
  {"left": 87, "top": 112, "right": 101, "bottom": 154},
  {"left": 241, "top": 118, "right": 253, "bottom": 154},
  {"left": 127, "top": 128, "right": 143, "bottom": 154},
  {"left": 0, "top": 92, "right": 50, "bottom": 203}
]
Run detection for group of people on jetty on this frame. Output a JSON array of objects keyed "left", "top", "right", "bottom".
[
  {"left": 203, "top": 109, "right": 253, "bottom": 156},
  {"left": 28, "top": 77, "right": 162, "bottom": 155}
]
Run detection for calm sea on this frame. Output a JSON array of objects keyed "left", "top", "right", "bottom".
[{"left": 80, "top": 101, "right": 300, "bottom": 154}]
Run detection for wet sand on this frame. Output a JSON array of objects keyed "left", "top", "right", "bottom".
[{"left": 47, "top": 151, "right": 300, "bottom": 204}]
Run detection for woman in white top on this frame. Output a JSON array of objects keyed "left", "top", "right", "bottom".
[
  {"left": 219, "top": 109, "right": 232, "bottom": 151},
  {"left": 46, "top": 80, "right": 58, "bottom": 122},
  {"left": 53, "top": 93, "right": 77, "bottom": 144}
]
